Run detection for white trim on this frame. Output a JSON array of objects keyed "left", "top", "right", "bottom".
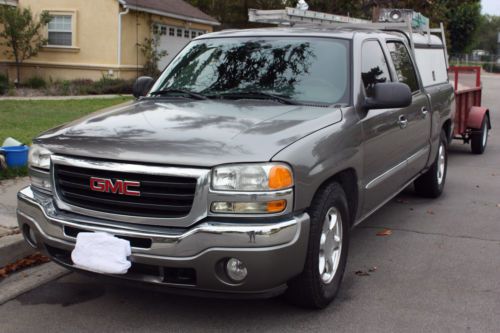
[{"left": 125, "top": 4, "right": 220, "bottom": 26}]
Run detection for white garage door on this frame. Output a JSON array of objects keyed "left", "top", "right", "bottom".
[{"left": 155, "top": 24, "right": 206, "bottom": 71}]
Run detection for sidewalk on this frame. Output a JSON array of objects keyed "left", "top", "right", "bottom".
[
  {"left": 0, "top": 177, "right": 32, "bottom": 267},
  {"left": 0, "top": 94, "right": 132, "bottom": 101},
  {"left": 0, "top": 177, "right": 29, "bottom": 230}
]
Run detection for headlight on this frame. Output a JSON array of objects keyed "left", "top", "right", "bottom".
[
  {"left": 211, "top": 163, "right": 293, "bottom": 191},
  {"left": 28, "top": 144, "right": 52, "bottom": 193},
  {"left": 28, "top": 144, "right": 52, "bottom": 170}
]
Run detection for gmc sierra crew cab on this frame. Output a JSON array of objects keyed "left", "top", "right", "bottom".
[{"left": 18, "top": 27, "right": 454, "bottom": 308}]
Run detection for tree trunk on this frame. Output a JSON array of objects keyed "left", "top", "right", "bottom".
[
  {"left": 15, "top": 62, "right": 21, "bottom": 87},
  {"left": 14, "top": 50, "right": 21, "bottom": 87}
]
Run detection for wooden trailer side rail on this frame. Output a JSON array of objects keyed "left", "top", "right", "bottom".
[{"left": 448, "top": 66, "right": 483, "bottom": 136}]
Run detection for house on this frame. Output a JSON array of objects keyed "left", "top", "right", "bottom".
[{"left": 0, "top": 0, "right": 219, "bottom": 82}]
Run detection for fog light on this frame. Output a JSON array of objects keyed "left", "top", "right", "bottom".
[
  {"left": 226, "top": 258, "right": 248, "bottom": 282},
  {"left": 23, "top": 224, "right": 38, "bottom": 248}
]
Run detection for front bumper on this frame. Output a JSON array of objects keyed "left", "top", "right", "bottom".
[{"left": 17, "top": 186, "right": 310, "bottom": 297}]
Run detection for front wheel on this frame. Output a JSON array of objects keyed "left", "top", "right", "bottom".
[
  {"left": 285, "top": 182, "right": 349, "bottom": 309},
  {"left": 414, "top": 130, "right": 448, "bottom": 198},
  {"left": 471, "top": 116, "right": 489, "bottom": 154}
]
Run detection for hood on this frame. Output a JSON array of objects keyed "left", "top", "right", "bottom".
[{"left": 36, "top": 99, "right": 343, "bottom": 167}]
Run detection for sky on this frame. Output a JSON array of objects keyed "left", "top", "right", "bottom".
[{"left": 482, "top": 0, "right": 500, "bottom": 16}]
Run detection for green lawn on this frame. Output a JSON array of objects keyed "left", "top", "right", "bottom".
[{"left": 0, "top": 97, "right": 132, "bottom": 180}]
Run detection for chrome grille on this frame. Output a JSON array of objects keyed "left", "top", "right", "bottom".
[{"left": 54, "top": 164, "right": 197, "bottom": 218}]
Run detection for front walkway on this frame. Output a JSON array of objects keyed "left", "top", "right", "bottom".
[{"left": 0, "top": 94, "right": 132, "bottom": 101}]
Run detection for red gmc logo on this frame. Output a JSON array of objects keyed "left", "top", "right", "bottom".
[{"left": 89, "top": 177, "right": 141, "bottom": 197}]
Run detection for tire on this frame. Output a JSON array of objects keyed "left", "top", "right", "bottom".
[
  {"left": 470, "top": 116, "right": 489, "bottom": 154},
  {"left": 285, "top": 182, "right": 350, "bottom": 309},
  {"left": 414, "top": 130, "right": 448, "bottom": 198}
]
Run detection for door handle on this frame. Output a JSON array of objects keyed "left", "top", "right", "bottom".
[{"left": 398, "top": 115, "right": 408, "bottom": 129}]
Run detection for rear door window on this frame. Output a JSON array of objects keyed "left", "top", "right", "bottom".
[
  {"left": 386, "top": 42, "right": 420, "bottom": 92},
  {"left": 361, "top": 40, "right": 391, "bottom": 97}
]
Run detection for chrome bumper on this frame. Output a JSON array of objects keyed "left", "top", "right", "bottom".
[{"left": 17, "top": 186, "right": 310, "bottom": 295}]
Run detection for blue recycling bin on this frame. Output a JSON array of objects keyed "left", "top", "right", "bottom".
[{"left": 0, "top": 145, "right": 29, "bottom": 167}]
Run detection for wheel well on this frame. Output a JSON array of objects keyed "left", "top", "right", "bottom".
[
  {"left": 314, "top": 169, "right": 358, "bottom": 226},
  {"left": 486, "top": 110, "right": 492, "bottom": 130},
  {"left": 442, "top": 119, "right": 453, "bottom": 144}
]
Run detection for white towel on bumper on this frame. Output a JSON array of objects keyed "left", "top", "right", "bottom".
[{"left": 71, "top": 232, "right": 131, "bottom": 275}]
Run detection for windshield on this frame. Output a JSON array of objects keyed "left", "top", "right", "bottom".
[{"left": 150, "top": 37, "right": 351, "bottom": 105}]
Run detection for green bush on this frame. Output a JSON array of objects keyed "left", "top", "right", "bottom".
[
  {"left": 60, "top": 80, "right": 71, "bottom": 95},
  {"left": 482, "top": 63, "right": 500, "bottom": 73},
  {"left": 91, "top": 78, "right": 134, "bottom": 95},
  {"left": 68, "top": 79, "right": 95, "bottom": 95},
  {"left": 25, "top": 76, "right": 47, "bottom": 89},
  {"left": 0, "top": 74, "right": 8, "bottom": 95},
  {"left": 8, "top": 76, "right": 135, "bottom": 96}
]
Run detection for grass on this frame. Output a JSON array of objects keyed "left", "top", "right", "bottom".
[{"left": 0, "top": 97, "right": 132, "bottom": 180}]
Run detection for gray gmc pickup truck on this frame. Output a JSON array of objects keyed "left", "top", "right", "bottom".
[{"left": 18, "top": 27, "right": 454, "bottom": 308}]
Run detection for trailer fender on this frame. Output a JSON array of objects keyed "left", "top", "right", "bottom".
[{"left": 467, "top": 107, "right": 491, "bottom": 130}]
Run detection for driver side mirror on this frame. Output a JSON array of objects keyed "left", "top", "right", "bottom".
[
  {"left": 363, "top": 82, "right": 412, "bottom": 110},
  {"left": 132, "top": 76, "right": 155, "bottom": 99}
]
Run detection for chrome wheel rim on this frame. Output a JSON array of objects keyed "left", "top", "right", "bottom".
[
  {"left": 482, "top": 124, "right": 488, "bottom": 148},
  {"left": 319, "top": 207, "right": 342, "bottom": 284},
  {"left": 437, "top": 143, "right": 446, "bottom": 185}
]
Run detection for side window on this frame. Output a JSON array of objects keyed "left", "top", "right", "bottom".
[
  {"left": 47, "top": 15, "right": 73, "bottom": 46},
  {"left": 387, "top": 42, "right": 419, "bottom": 92},
  {"left": 361, "top": 40, "right": 391, "bottom": 97}
]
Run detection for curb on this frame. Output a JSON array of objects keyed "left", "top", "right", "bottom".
[
  {"left": 0, "top": 262, "right": 69, "bottom": 305},
  {"left": 0, "top": 234, "right": 35, "bottom": 268}
]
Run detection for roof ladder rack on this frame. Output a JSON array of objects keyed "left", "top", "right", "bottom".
[
  {"left": 248, "top": 7, "right": 371, "bottom": 26},
  {"left": 248, "top": 7, "right": 449, "bottom": 67}
]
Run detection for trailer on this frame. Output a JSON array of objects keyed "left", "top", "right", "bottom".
[{"left": 449, "top": 66, "right": 491, "bottom": 154}]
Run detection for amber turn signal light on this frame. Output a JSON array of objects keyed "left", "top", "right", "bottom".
[
  {"left": 268, "top": 165, "right": 293, "bottom": 190},
  {"left": 266, "top": 200, "right": 287, "bottom": 213}
]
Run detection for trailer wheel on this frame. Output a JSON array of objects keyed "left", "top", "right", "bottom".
[
  {"left": 470, "top": 116, "right": 489, "bottom": 154},
  {"left": 414, "top": 131, "right": 447, "bottom": 198}
]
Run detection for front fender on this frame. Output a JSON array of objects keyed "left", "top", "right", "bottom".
[{"left": 271, "top": 108, "right": 363, "bottom": 219}]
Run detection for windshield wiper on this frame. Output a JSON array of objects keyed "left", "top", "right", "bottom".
[
  {"left": 207, "top": 91, "right": 301, "bottom": 105},
  {"left": 150, "top": 88, "right": 208, "bottom": 100}
]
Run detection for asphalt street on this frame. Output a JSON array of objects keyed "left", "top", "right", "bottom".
[{"left": 1, "top": 75, "right": 499, "bottom": 333}]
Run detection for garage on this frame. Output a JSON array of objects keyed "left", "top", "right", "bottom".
[{"left": 155, "top": 24, "right": 207, "bottom": 70}]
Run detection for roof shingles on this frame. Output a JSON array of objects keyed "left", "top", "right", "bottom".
[{"left": 123, "top": 0, "right": 219, "bottom": 25}]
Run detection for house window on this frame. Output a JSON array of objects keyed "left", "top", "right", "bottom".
[
  {"left": 177, "top": 29, "right": 182, "bottom": 37},
  {"left": 47, "top": 15, "right": 72, "bottom": 46},
  {"left": 191, "top": 31, "right": 197, "bottom": 39},
  {"left": 160, "top": 26, "right": 167, "bottom": 35},
  {"left": 169, "top": 27, "right": 175, "bottom": 36},
  {"left": 198, "top": 31, "right": 204, "bottom": 36},
  {"left": 184, "top": 30, "right": 189, "bottom": 38}
]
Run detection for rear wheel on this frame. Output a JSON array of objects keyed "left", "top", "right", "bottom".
[
  {"left": 285, "top": 182, "right": 349, "bottom": 309},
  {"left": 471, "top": 116, "right": 489, "bottom": 154},
  {"left": 414, "top": 130, "right": 448, "bottom": 198}
]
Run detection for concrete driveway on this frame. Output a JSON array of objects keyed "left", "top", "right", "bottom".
[{"left": 0, "top": 77, "right": 499, "bottom": 332}]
